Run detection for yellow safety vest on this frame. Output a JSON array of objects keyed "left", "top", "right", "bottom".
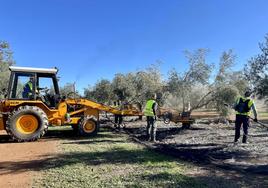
[
  {"left": 235, "top": 96, "right": 254, "bottom": 116},
  {"left": 25, "top": 81, "right": 33, "bottom": 96},
  {"left": 144, "top": 99, "right": 156, "bottom": 117},
  {"left": 27, "top": 82, "right": 33, "bottom": 91}
]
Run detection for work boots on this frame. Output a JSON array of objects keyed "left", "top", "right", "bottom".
[{"left": 242, "top": 135, "right": 247, "bottom": 144}]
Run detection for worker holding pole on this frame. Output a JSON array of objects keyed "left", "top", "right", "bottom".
[
  {"left": 233, "top": 89, "right": 258, "bottom": 144},
  {"left": 144, "top": 94, "right": 158, "bottom": 142}
]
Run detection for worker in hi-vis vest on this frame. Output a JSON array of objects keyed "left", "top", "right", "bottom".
[
  {"left": 233, "top": 89, "right": 258, "bottom": 144},
  {"left": 144, "top": 94, "right": 158, "bottom": 142},
  {"left": 22, "top": 76, "right": 34, "bottom": 99}
]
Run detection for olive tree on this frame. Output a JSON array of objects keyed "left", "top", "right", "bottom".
[
  {"left": 84, "top": 79, "right": 113, "bottom": 104},
  {"left": 0, "top": 41, "right": 15, "bottom": 97},
  {"left": 166, "top": 49, "right": 213, "bottom": 111},
  {"left": 60, "top": 82, "right": 80, "bottom": 98},
  {"left": 245, "top": 34, "right": 268, "bottom": 99},
  {"left": 83, "top": 64, "right": 163, "bottom": 108},
  {"left": 111, "top": 64, "right": 163, "bottom": 106},
  {"left": 165, "top": 49, "right": 244, "bottom": 116}
]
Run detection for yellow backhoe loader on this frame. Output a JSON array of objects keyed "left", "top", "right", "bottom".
[{"left": 0, "top": 66, "right": 142, "bottom": 142}]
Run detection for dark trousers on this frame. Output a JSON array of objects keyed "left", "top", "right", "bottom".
[
  {"left": 115, "top": 115, "right": 123, "bottom": 128},
  {"left": 235, "top": 114, "right": 249, "bottom": 143},
  {"left": 146, "top": 116, "right": 156, "bottom": 141}
]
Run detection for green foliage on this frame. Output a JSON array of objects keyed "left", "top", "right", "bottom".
[
  {"left": 215, "top": 49, "right": 236, "bottom": 83},
  {"left": 256, "top": 76, "right": 268, "bottom": 97},
  {"left": 84, "top": 64, "right": 163, "bottom": 107},
  {"left": 60, "top": 82, "right": 80, "bottom": 98},
  {"left": 245, "top": 34, "right": 268, "bottom": 99},
  {"left": 129, "top": 64, "right": 163, "bottom": 105},
  {"left": 0, "top": 41, "right": 15, "bottom": 98},
  {"left": 83, "top": 49, "right": 246, "bottom": 116},
  {"left": 212, "top": 50, "right": 248, "bottom": 115},
  {"left": 228, "top": 71, "right": 248, "bottom": 95},
  {"left": 183, "top": 49, "right": 212, "bottom": 85},
  {"left": 166, "top": 49, "right": 213, "bottom": 111},
  {"left": 165, "top": 49, "right": 244, "bottom": 116},
  {"left": 112, "top": 73, "right": 136, "bottom": 101},
  {"left": 84, "top": 79, "right": 113, "bottom": 104},
  {"left": 214, "top": 86, "right": 239, "bottom": 116}
]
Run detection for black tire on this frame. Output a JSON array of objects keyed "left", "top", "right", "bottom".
[
  {"left": 6, "top": 106, "right": 48, "bottom": 142},
  {"left": 163, "top": 117, "right": 171, "bottom": 124},
  {"left": 163, "top": 112, "right": 171, "bottom": 124},
  {"left": 42, "top": 126, "right": 49, "bottom": 136},
  {"left": 78, "top": 116, "right": 99, "bottom": 136}
]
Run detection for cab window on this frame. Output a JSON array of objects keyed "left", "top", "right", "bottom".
[{"left": 10, "top": 73, "right": 35, "bottom": 99}]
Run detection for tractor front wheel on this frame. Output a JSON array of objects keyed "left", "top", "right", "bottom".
[
  {"left": 6, "top": 106, "right": 48, "bottom": 142},
  {"left": 78, "top": 116, "right": 99, "bottom": 136}
]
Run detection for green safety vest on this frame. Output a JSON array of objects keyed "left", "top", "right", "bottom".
[
  {"left": 144, "top": 99, "right": 156, "bottom": 117},
  {"left": 27, "top": 81, "right": 33, "bottom": 96},
  {"left": 235, "top": 96, "right": 254, "bottom": 116},
  {"left": 27, "top": 82, "right": 33, "bottom": 91}
]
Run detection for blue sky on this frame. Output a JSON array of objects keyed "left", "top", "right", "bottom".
[{"left": 1, "top": 0, "right": 268, "bottom": 93}]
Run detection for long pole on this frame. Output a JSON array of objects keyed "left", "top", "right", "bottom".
[{"left": 224, "top": 103, "right": 268, "bottom": 129}]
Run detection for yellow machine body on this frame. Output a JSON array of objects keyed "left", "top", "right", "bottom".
[{"left": 0, "top": 98, "right": 142, "bottom": 131}]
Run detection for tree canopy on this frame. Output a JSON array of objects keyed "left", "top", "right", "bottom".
[
  {"left": 0, "top": 41, "right": 15, "bottom": 98},
  {"left": 2, "top": 37, "right": 265, "bottom": 117},
  {"left": 245, "top": 34, "right": 268, "bottom": 99}
]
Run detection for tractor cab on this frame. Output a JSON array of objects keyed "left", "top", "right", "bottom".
[{"left": 7, "top": 66, "right": 61, "bottom": 108}]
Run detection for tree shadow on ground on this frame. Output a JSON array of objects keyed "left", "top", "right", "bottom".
[
  {"left": 43, "top": 127, "right": 118, "bottom": 140},
  {"left": 0, "top": 127, "right": 118, "bottom": 143},
  {"left": 61, "top": 139, "right": 125, "bottom": 145},
  {"left": 124, "top": 125, "right": 208, "bottom": 142},
  {"left": 157, "top": 126, "right": 208, "bottom": 140},
  {"left": 154, "top": 142, "right": 268, "bottom": 175},
  {"left": 194, "top": 173, "right": 268, "bottom": 188},
  {"left": 0, "top": 146, "right": 169, "bottom": 175},
  {"left": 156, "top": 143, "right": 242, "bottom": 162},
  {"left": 2, "top": 146, "right": 265, "bottom": 187},
  {"left": 139, "top": 172, "right": 243, "bottom": 188},
  {"left": 250, "top": 133, "right": 268, "bottom": 138},
  {"left": 1, "top": 127, "right": 267, "bottom": 187}
]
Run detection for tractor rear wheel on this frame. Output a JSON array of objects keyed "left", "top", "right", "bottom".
[
  {"left": 78, "top": 116, "right": 99, "bottom": 136},
  {"left": 6, "top": 106, "right": 48, "bottom": 142}
]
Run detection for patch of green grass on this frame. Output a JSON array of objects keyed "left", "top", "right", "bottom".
[{"left": 33, "top": 129, "right": 207, "bottom": 188}]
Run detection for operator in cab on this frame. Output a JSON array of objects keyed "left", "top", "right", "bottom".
[{"left": 22, "top": 76, "right": 34, "bottom": 99}]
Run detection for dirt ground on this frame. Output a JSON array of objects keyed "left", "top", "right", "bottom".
[
  {"left": 122, "top": 118, "right": 268, "bottom": 187},
  {"left": 0, "top": 131, "right": 59, "bottom": 188},
  {"left": 0, "top": 117, "right": 267, "bottom": 188}
]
